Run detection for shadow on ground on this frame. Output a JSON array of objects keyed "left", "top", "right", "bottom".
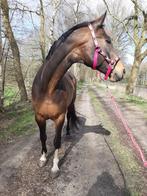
[
  {"left": 87, "top": 172, "right": 131, "bottom": 196},
  {"left": 59, "top": 116, "right": 111, "bottom": 167},
  {"left": 58, "top": 116, "right": 131, "bottom": 196}
]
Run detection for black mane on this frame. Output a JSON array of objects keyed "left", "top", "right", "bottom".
[{"left": 46, "top": 21, "right": 89, "bottom": 60}]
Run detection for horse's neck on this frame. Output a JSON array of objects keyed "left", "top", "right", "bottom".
[
  {"left": 39, "top": 28, "right": 88, "bottom": 94},
  {"left": 40, "top": 43, "right": 82, "bottom": 94},
  {"left": 48, "top": 51, "right": 79, "bottom": 94}
]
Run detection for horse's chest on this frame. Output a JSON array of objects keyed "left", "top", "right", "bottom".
[{"left": 38, "top": 98, "right": 66, "bottom": 119}]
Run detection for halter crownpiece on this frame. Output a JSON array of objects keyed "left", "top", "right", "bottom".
[
  {"left": 88, "top": 23, "right": 99, "bottom": 47},
  {"left": 88, "top": 23, "right": 120, "bottom": 80}
]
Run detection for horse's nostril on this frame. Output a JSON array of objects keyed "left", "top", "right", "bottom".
[{"left": 123, "top": 69, "right": 126, "bottom": 74}]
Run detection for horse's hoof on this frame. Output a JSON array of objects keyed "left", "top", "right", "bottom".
[
  {"left": 58, "top": 148, "right": 65, "bottom": 158},
  {"left": 65, "top": 134, "right": 72, "bottom": 140},
  {"left": 51, "top": 170, "right": 60, "bottom": 179},
  {"left": 39, "top": 160, "right": 46, "bottom": 168}
]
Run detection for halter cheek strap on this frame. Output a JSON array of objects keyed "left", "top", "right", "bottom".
[
  {"left": 88, "top": 23, "right": 118, "bottom": 80},
  {"left": 92, "top": 44, "right": 112, "bottom": 81},
  {"left": 93, "top": 48, "right": 112, "bottom": 80},
  {"left": 93, "top": 48, "right": 99, "bottom": 69}
]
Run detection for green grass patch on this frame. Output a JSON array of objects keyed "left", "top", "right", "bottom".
[
  {"left": 89, "top": 89, "right": 146, "bottom": 196},
  {"left": 77, "top": 80, "right": 85, "bottom": 91},
  {"left": 0, "top": 102, "right": 36, "bottom": 142},
  {"left": 9, "top": 109, "right": 34, "bottom": 136},
  {"left": 4, "top": 86, "right": 20, "bottom": 106},
  {"left": 95, "top": 83, "right": 147, "bottom": 115},
  {"left": 124, "top": 94, "right": 147, "bottom": 107}
]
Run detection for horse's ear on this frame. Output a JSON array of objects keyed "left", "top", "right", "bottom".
[
  {"left": 99, "top": 11, "right": 107, "bottom": 25},
  {"left": 92, "top": 11, "right": 107, "bottom": 29}
]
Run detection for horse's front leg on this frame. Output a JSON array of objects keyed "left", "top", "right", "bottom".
[
  {"left": 51, "top": 113, "right": 65, "bottom": 177},
  {"left": 35, "top": 114, "right": 47, "bottom": 167}
]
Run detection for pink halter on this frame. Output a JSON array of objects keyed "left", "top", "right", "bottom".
[{"left": 88, "top": 23, "right": 119, "bottom": 80}]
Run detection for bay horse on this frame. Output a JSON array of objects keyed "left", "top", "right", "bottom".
[{"left": 32, "top": 12, "right": 125, "bottom": 176}]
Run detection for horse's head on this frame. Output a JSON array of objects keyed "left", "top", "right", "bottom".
[{"left": 82, "top": 12, "right": 125, "bottom": 81}]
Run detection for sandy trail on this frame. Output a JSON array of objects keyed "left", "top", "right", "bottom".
[{"left": 0, "top": 88, "right": 128, "bottom": 196}]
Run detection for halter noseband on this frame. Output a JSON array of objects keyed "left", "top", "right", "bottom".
[{"left": 88, "top": 23, "right": 120, "bottom": 80}]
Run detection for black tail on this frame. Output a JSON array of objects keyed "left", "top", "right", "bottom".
[{"left": 68, "top": 104, "right": 80, "bottom": 130}]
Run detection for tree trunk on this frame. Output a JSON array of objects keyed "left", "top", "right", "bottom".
[
  {"left": 1, "top": 0, "right": 28, "bottom": 101},
  {"left": 0, "top": 6, "right": 4, "bottom": 109},
  {"left": 126, "top": 61, "right": 139, "bottom": 94},
  {"left": 39, "top": 0, "right": 46, "bottom": 62},
  {"left": 125, "top": 1, "right": 140, "bottom": 95},
  {"left": 126, "top": 48, "right": 141, "bottom": 94}
]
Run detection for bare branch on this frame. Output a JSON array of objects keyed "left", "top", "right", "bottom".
[
  {"left": 138, "top": 11, "right": 147, "bottom": 48},
  {"left": 140, "top": 49, "right": 147, "bottom": 61},
  {"left": 102, "top": 0, "right": 137, "bottom": 44},
  {"left": 49, "top": 0, "right": 63, "bottom": 43},
  {"left": 131, "top": 0, "right": 144, "bottom": 14},
  {"left": 9, "top": 3, "right": 40, "bottom": 15},
  {"left": 29, "top": 12, "right": 38, "bottom": 31}
]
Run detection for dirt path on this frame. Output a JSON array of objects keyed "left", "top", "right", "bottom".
[
  {"left": 0, "top": 88, "right": 129, "bottom": 196},
  {"left": 92, "top": 85, "right": 147, "bottom": 156}
]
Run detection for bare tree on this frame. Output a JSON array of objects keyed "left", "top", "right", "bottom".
[
  {"left": 61, "top": 0, "right": 89, "bottom": 80},
  {"left": 49, "top": 0, "right": 62, "bottom": 44},
  {"left": 1, "top": 0, "right": 28, "bottom": 101},
  {"left": 126, "top": 0, "right": 147, "bottom": 94},
  {"left": 103, "top": 0, "right": 147, "bottom": 94},
  {"left": 39, "top": 0, "right": 46, "bottom": 62}
]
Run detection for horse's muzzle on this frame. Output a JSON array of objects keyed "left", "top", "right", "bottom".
[{"left": 110, "top": 68, "right": 125, "bottom": 82}]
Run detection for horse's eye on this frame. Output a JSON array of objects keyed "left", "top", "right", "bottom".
[{"left": 106, "top": 39, "right": 111, "bottom": 44}]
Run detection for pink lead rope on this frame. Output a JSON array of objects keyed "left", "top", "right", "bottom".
[{"left": 108, "top": 89, "right": 147, "bottom": 168}]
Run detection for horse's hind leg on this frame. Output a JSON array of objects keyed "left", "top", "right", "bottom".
[
  {"left": 66, "top": 111, "right": 71, "bottom": 135},
  {"left": 35, "top": 114, "right": 47, "bottom": 167},
  {"left": 66, "top": 103, "right": 77, "bottom": 135},
  {"left": 51, "top": 113, "right": 65, "bottom": 176}
]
